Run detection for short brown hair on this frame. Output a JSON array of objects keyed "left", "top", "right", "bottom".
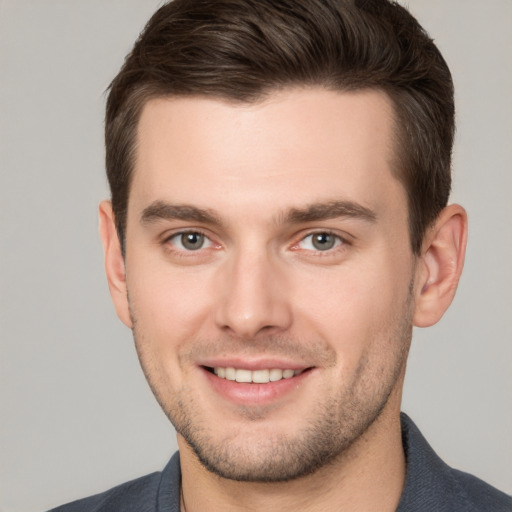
[{"left": 106, "top": 0, "right": 454, "bottom": 255}]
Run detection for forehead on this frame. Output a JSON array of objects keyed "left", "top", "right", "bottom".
[{"left": 130, "top": 88, "right": 403, "bottom": 222}]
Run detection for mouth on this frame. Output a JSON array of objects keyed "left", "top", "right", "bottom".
[
  {"left": 199, "top": 360, "right": 315, "bottom": 405},
  {"left": 205, "top": 366, "right": 306, "bottom": 383}
]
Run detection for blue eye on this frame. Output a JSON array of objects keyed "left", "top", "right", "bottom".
[
  {"left": 169, "top": 232, "right": 212, "bottom": 251},
  {"left": 299, "top": 232, "right": 342, "bottom": 251}
]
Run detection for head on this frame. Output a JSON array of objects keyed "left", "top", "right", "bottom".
[
  {"left": 106, "top": 0, "right": 455, "bottom": 257},
  {"left": 100, "top": 0, "right": 466, "bottom": 484}
]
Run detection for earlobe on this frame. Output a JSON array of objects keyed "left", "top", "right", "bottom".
[
  {"left": 413, "top": 204, "right": 468, "bottom": 327},
  {"left": 98, "top": 200, "right": 133, "bottom": 328}
]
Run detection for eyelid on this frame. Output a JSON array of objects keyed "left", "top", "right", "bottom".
[
  {"left": 163, "top": 228, "right": 219, "bottom": 251},
  {"left": 160, "top": 227, "right": 350, "bottom": 254},
  {"left": 291, "top": 230, "right": 349, "bottom": 252}
]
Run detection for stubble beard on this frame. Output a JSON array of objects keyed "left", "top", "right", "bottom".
[{"left": 131, "top": 291, "right": 414, "bottom": 483}]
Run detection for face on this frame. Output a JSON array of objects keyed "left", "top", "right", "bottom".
[{"left": 120, "top": 88, "right": 418, "bottom": 481}]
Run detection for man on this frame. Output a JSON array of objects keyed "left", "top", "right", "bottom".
[{"left": 50, "top": 0, "right": 511, "bottom": 510}]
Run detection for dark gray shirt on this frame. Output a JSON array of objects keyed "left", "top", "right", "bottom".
[{"left": 49, "top": 414, "right": 511, "bottom": 511}]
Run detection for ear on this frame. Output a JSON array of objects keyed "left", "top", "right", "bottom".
[
  {"left": 413, "top": 204, "right": 468, "bottom": 327},
  {"left": 98, "top": 200, "right": 133, "bottom": 328}
]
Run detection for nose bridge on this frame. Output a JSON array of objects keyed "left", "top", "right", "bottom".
[{"left": 214, "top": 243, "right": 292, "bottom": 339}]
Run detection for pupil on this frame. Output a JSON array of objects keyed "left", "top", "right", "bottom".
[
  {"left": 182, "top": 233, "right": 204, "bottom": 250},
  {"left": 313, "top": 233, "right": 335, "bottom": 250}
]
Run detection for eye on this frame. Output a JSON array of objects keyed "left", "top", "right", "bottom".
[
  {"left": 168, "top": 231, "right": 212, "bottom": 251},
  {"left": 298, "top": 232, "right": 343, "bottom": 251}
]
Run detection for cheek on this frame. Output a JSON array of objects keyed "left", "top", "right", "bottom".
[
  {"left": 293, "top": 257, "right": 411, "bottom": 359},
  {"left": 127, "top": 258, "right": 216, "bottom": 347},
  {"left": 128, "top": 264, "right": 217, "bottom": 398}
]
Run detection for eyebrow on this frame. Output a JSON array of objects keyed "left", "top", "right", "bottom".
[
  {"left": 140, "top": 199, "right": 377, "bottom": 228},
  {"left": 140, "top": 201, "right": 223, "bottom": 227},
  {"left": 283, "top": 200, "right": 377, "bottom": 225}
]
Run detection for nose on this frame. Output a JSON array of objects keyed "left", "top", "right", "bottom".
[{"left": 214, "top": 248, "right": 293, "bottom": 339}]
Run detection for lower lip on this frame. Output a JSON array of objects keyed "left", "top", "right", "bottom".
[{"left": 201, "top": 367, "right": 312, "bottom": 405}]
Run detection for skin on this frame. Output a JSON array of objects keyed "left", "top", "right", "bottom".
[{"left": 100, "top": 88, "right": 467, "bottom": 512}]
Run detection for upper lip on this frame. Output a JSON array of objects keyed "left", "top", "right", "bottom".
[{"left": 198, "top": 358, "right": 312, "bottom": 371}]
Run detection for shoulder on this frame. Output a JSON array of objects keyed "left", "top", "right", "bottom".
[
  {"left": 398, "top": 413, "right": 511, "bottom": 512},
  {"left": 48, "top": 473, "right": 162, "bottom": 512},
  {"left": 449, "top": 468, "right": 512, "bottom": 512},
  {"left": 47, "top": 453, "right": 181, "bottom": 512}
]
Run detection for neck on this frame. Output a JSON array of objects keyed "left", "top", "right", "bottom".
[{"left": 178, "top": 400, "right": 406, "bottom": 512}]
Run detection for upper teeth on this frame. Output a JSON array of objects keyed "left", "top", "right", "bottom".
[{"left": 213, "top": 367, "right": 302, "bottom": 383}]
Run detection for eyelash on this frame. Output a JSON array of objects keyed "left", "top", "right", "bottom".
[
  {"left": 162, "top": 229, "right": 349, "bottom": 256},
  {"left": 163, "top": 230, "right": 216, "bottom": 254},
  {"left": 292, "top": 231, "right": 348, "bottom": 254}
]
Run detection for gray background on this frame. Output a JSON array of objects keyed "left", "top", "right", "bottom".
[{"left": 1, "top": 1, "right": 511, "bottom": 511}]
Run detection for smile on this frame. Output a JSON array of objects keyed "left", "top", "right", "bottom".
[{"left": 212, "top": 367, "right": 304, "bottom": 383}]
